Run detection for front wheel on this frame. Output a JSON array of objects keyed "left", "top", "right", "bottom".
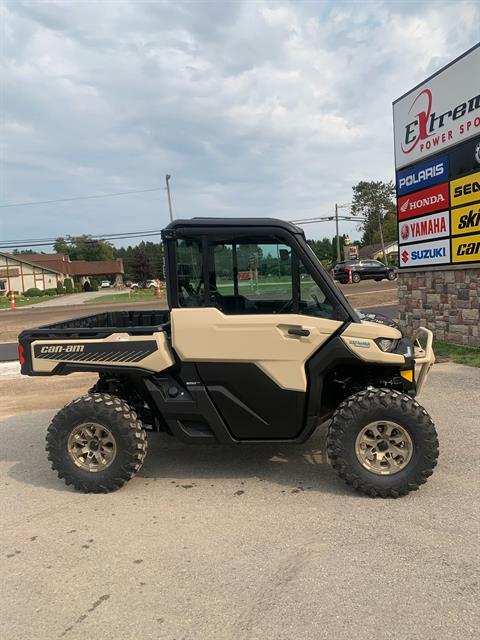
[
  {"left": 387, "top": 271, "right": 397, "bottom": 280},
  {"left": 327, "top": 389, "right": 438, "bottom": 497},
  {"left": 352, "top": 272, "right": 361, "bottom": 283},
  {"left": 46, "top": 393, "right": 147, "bottom": 493}
]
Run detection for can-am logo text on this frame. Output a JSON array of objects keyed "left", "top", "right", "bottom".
[{"left": 402, "top": 89, "right": 480, "bottom": 155}]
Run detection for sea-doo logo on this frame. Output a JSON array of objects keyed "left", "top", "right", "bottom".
[
  {"left": 397, "top": 182, "right": 449, "bottom": 220},
  {"left": 40, "top": 345, "right": 85, "bottom": 354},
  {"left": 396, "top": 155, "right": 448, "bottom": 196},
  {"left": 450, "top": 171, "right": 480, "bottom": 206},
  {"left": 402, "top": 88, "right": 480, "bottom": 155}
]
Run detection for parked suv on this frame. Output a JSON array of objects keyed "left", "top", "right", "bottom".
[{"left": 333, "top": 259, "right": 397, "bottom": 284}]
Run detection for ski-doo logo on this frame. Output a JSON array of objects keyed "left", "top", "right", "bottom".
[
  {"left": 402, "top": 88, "right": 480, "bottom": 155},
  {"left": 451, "top": 204, "right": 480, "bottom": 236},
  {"left": 397, "top": 182, "right": 449, "bottom": 220}
]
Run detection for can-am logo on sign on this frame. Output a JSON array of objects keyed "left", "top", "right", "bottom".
[
  {"left": 451, "top": 232, "right": 480, "bottom": 263},
  {"left": 393, "top": 45, "right": 480, "bottom": 168},
  {"left": 398, "top": 210, "right": 449, "bottom": 245},
  {"left": 399, "top": 238, "right": 451, "bottom": 268},
  {"left": 396, "top": 154, "right": 448, "bottom": 196},
  {"left": 397, "top": 182, "right": 449, "bottom": 220}
]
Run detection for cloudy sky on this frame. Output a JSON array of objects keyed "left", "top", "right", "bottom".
[{"left": 2, "top": 0, "right": 479, "bottom": 248}]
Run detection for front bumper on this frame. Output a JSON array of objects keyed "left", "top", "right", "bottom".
[{"left": 412, "top": 327, "right": 435, "bottom": 394}]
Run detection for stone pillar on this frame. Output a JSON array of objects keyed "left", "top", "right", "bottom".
[{"left": 398, "top": 268, "right": 479, "bottom": 346}]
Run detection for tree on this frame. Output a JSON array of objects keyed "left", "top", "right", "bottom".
[
  {"left": 131, "top": 248, "right": 152, "bottom": 283},
  {"left": 350, "top": 181, "right": 397, "bottom": 247},
  {"left": 53, "top": 235, "right": 114, "bottom": 261}
]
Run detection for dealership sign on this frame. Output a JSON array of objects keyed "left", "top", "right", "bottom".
[
  {"left": 393, "top": 45, "right": 480, "bottom": 169},
  {"left": 396, "top": 154, "right": 448, "bottom": 196},
  {"left": 394, "top": 45, "right": 480, "bottom": 269},
  {"left": 399, "top": 211, "right": 449, "bottom": 245},
  {"left": 399, "top": 238, "right": 451, "bottom": 267},
  {"left": 397, "top": 182, "right": 449, "bottom": 220}
]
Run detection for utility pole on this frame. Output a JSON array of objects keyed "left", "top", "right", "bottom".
[
  {"left": 335, "top": 203, "right": 341, "bottom": 264},
  {"left": 165, "top": 174, "right": 173, "bottom": 222},
  {"left": 378, "top": 206, "right": 387, "bottom": 264}
]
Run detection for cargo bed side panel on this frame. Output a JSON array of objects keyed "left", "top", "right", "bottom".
[{"left": 27, "top": 332, "right": 174, "bottom": 375}]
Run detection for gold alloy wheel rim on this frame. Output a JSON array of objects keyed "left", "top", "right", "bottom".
[
  {"left": 67, "top": 423, "right": 117, "bottom": 472},
  {"left": 355, "top": 421, "right": 413, "bottom": 476}
]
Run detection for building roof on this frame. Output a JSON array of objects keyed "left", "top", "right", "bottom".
[
  {"left": 69, "top": 259, "right": 124, "bottom": 276},
  {"left": 359, "top": 241, "right": 398, "bottom": 258},
  {"left": 0, "top": 252, "right": 63, "bottom": 275},
  {"left": 9, "top": 253, "right": 124, "bottom": 276}
]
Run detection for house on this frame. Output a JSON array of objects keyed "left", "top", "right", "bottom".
[
  {"left": 0, "top": 252, "right": 124, "bottom": 294},
  {"left": 358, "top": 241, "right": 398, "bottom": 262},
  {"left": 0, "top": 252, "right": 63, "bottom": 294}
]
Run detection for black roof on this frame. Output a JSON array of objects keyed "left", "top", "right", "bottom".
[{"left": 165, "top": 217, "right": 304, "bottom": 235}]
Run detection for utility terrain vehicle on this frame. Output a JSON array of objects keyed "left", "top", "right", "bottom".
[{"left": 19, "top": 218, "right": 438, "bottom": 497}]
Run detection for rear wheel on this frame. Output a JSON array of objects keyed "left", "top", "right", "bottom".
[
  {"left": 352, "top": 272, "right": 361, "bottom": 283},
  {"left": 327, "top": 389, "right": 438, "bottom": 497},
  {"left": 387, "top": 271, "right": 397, "bottom": 280},
  {"left": 46, "top": 393, "right": 147, "bottom": 493}
]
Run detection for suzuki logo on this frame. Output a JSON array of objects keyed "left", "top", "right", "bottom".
[{"left": 401, "top": 250, "right": 410, "bottom": 264}]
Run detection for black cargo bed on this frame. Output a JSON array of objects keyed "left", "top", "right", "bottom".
[{"left": 19, "top": 309, "right": 170, "bottom": 340}]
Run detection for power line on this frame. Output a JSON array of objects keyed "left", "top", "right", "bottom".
[{"left": 0, "top": 186, "right": 166, "bottom": 208}]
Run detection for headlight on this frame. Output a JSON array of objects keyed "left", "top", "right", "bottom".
[{"left": 375, "top": 338, "right": 398, "bottom": 352}]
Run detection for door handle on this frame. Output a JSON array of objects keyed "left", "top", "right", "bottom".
[{"left": 288, "top": 327, "right": 310, "bottom": 337}]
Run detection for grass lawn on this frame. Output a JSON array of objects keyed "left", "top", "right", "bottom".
[
  {"left": 0, "top": 294, "right": 61, "bottom": 309},
  {"left": 433, "top": 340, "right": 480, "bottom": 368},
  {"left": 84, "top": 290, "right": 160, "bottom": 304}
]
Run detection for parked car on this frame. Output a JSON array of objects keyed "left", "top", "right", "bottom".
[
  {"left": 146, "top": 279, "right": 159, "bottom": 289},
  {"left": 333, "top": 259, "right": 397, "bottom": 284},
  {"left": 126, "top": 281, "right": 141, "bottom": 289},
  {"left": 100, "top": 280, "right": 111, "bottom": 288}
]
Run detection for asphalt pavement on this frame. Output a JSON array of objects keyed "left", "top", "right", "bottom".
[{"left": 0, "top": 362, "right": 478, "bottom": 640}]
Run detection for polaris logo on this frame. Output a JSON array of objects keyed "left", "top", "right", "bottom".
[
  {"left": 40, "top": 345, "right": 85, "bottom": 354},
  {"left": 398, "top": 163, "right": 444, "bottom": 189}
]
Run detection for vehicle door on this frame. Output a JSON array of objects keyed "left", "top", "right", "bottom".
[
  {"left": 169, "top": 231, "right": 347, "bottom": 440},
  {"left": 370, "top": 260, "right": 386, "bottom": 278}
]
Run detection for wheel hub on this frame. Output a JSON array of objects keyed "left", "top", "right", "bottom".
[
  {"left": 355, "top": 421, "right": 413, "bottom": 476},
  {"left": 67, "top": 422, "right": 117, "bottom": 472}
]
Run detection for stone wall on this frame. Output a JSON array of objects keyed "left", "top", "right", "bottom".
[{"left": 398, "top": 268, "right": 480, "bottom": 347}]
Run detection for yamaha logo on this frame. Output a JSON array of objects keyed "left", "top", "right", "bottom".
[{"left": 401, "top": 224, "right": 409, "bottom": 240}]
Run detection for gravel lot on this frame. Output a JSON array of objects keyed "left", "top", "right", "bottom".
[{"left": 0, "top": 362, "right": 478, "bottom": 640}]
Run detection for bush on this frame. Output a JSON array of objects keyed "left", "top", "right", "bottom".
[
  {"left": 24, "top": 287, "right": 43, "bottom": 297},
  {"left": 74, "top": 282, "right": 82, "bottom": 293},
  {"left": 64, "top": 278, "right": 74, "bottom": 294},
  {"left": 90, "top": 280, "right": 99, "bottom": 292},
  {"left": 56, "top": 283, "right": 66, "bottom": 295},
  {"left": 45, "top": 288, "right": 58, "bottom": 296}
]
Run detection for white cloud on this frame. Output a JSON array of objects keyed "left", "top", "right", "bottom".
[{"left": 1, "top": 0, "right": 479, "bottom": 244}]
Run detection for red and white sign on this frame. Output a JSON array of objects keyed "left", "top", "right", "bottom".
[
  {"left": 399, "top": 238, "right": 451, "bottom": 268},
  {"left": 397, "top": 182, "right": 449, "bottom": 220},
  {"left": 399, "top": 210, "right": 450, "bottom": 245},
  {"left": 344, "top": 245, "right": 359, "bottom": 260},
  {"left": 393, "top": 45, "right": 480, "bottom": 169}
]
